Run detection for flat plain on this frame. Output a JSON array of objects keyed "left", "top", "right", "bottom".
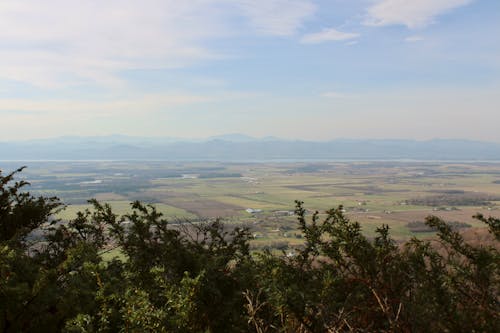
[{"left": 3, "top": 161, "right": 500, "bottom": 248}]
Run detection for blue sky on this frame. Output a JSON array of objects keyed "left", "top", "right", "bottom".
[{"left": 0, "top": 0, "right": 499, "bottom": 141}]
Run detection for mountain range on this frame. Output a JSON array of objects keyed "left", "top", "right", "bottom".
[{"left": 1, "top": 135, "right": 500, "bottom": 161}]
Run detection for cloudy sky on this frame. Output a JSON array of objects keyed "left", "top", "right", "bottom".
[{"left": 1, "top": 0, "right": 499, "bottom": 141}]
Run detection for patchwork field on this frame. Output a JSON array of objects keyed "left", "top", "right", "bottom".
[{"left": 3, "top": 161, "right": 500, "bottom": 247}]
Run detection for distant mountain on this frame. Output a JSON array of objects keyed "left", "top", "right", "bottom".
[
  {"left": 208, "top": 133, "right": 257, "bottom": 142},
  {"left": 1, "top": 135, "right": 500, "bottom": 161}
]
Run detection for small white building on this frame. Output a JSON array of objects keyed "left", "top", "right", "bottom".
[{"left": 245, "top": 208, "right": 262, "bottom": 214}]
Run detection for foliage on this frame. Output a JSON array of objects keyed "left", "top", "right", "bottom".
[
  {"left": 407, "top": 220, "right": 471, "bottom": 233},
  {"left": 246, "top": 202, "right": 499, "bottom": 332},
  {"left": 1, "top": 168, "right": 499, "bottom": 332}
]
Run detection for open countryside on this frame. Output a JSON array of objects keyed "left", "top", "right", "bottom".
[{"left": 6, "top": 161, "right": 499, "bottom": 248}]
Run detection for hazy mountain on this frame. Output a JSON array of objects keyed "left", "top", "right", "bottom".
[
  {"left": 208, "top": 133, "right": 257, "bottom": 142},
  {"left": 1, "top": 135, "right": 500, "bottom": 161}
]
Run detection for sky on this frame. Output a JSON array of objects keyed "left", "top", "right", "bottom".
[{"left": 0, "top": 0, "right": 499, "bottom": 142}]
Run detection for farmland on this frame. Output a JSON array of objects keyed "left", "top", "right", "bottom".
[{"left": 3, "top": 161, "right": 500, "bottom": 247}]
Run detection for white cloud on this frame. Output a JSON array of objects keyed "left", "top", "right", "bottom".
[
  {"left": 405, "top": 35, "right": 424, "bottom": 42},
  {"left": 301, "top": 28, "right": 359, "bottom": 44},
  {"left": 0, "top": 1, "right": 224, "bottom": 88},
  {"left": 236, "top": 0, "right": 315, "bottom": 36},
  {"left": 365, "top": 0, "right": 473, "bottom": 28},
  {"left": 0, "top": 0, "right": 315, "bottom": 88}
]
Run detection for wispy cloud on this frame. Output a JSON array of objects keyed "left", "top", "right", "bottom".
[
  {"left": 405, "top": 35, "right": 424, "bottom": 42},
  {"left": 365, "top": 0, "right": 473, "bottom": 28},
  {"left": 236, "top": 0, "right": 316, "bottom": 36},
  {"left": 301, "top": 28, "right": 359, "bottom": 44},
  {"left": 0, "top": 0, "right": 315, "bottom": 88},
  {"left": 0, "top": 1, "right": 224, "bottom": 88}
]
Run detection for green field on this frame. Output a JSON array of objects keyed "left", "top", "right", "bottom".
[{"left": 3, "top": 161, "right": 500, "bottom": 246}]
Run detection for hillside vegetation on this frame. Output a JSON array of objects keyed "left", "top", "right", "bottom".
[{"left": 1, "top": 168, "right": 499, "bottom": 332}]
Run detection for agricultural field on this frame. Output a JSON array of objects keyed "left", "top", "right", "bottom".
[{"left": 2, "top": 161, "right": 500, "bottom": 248}]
